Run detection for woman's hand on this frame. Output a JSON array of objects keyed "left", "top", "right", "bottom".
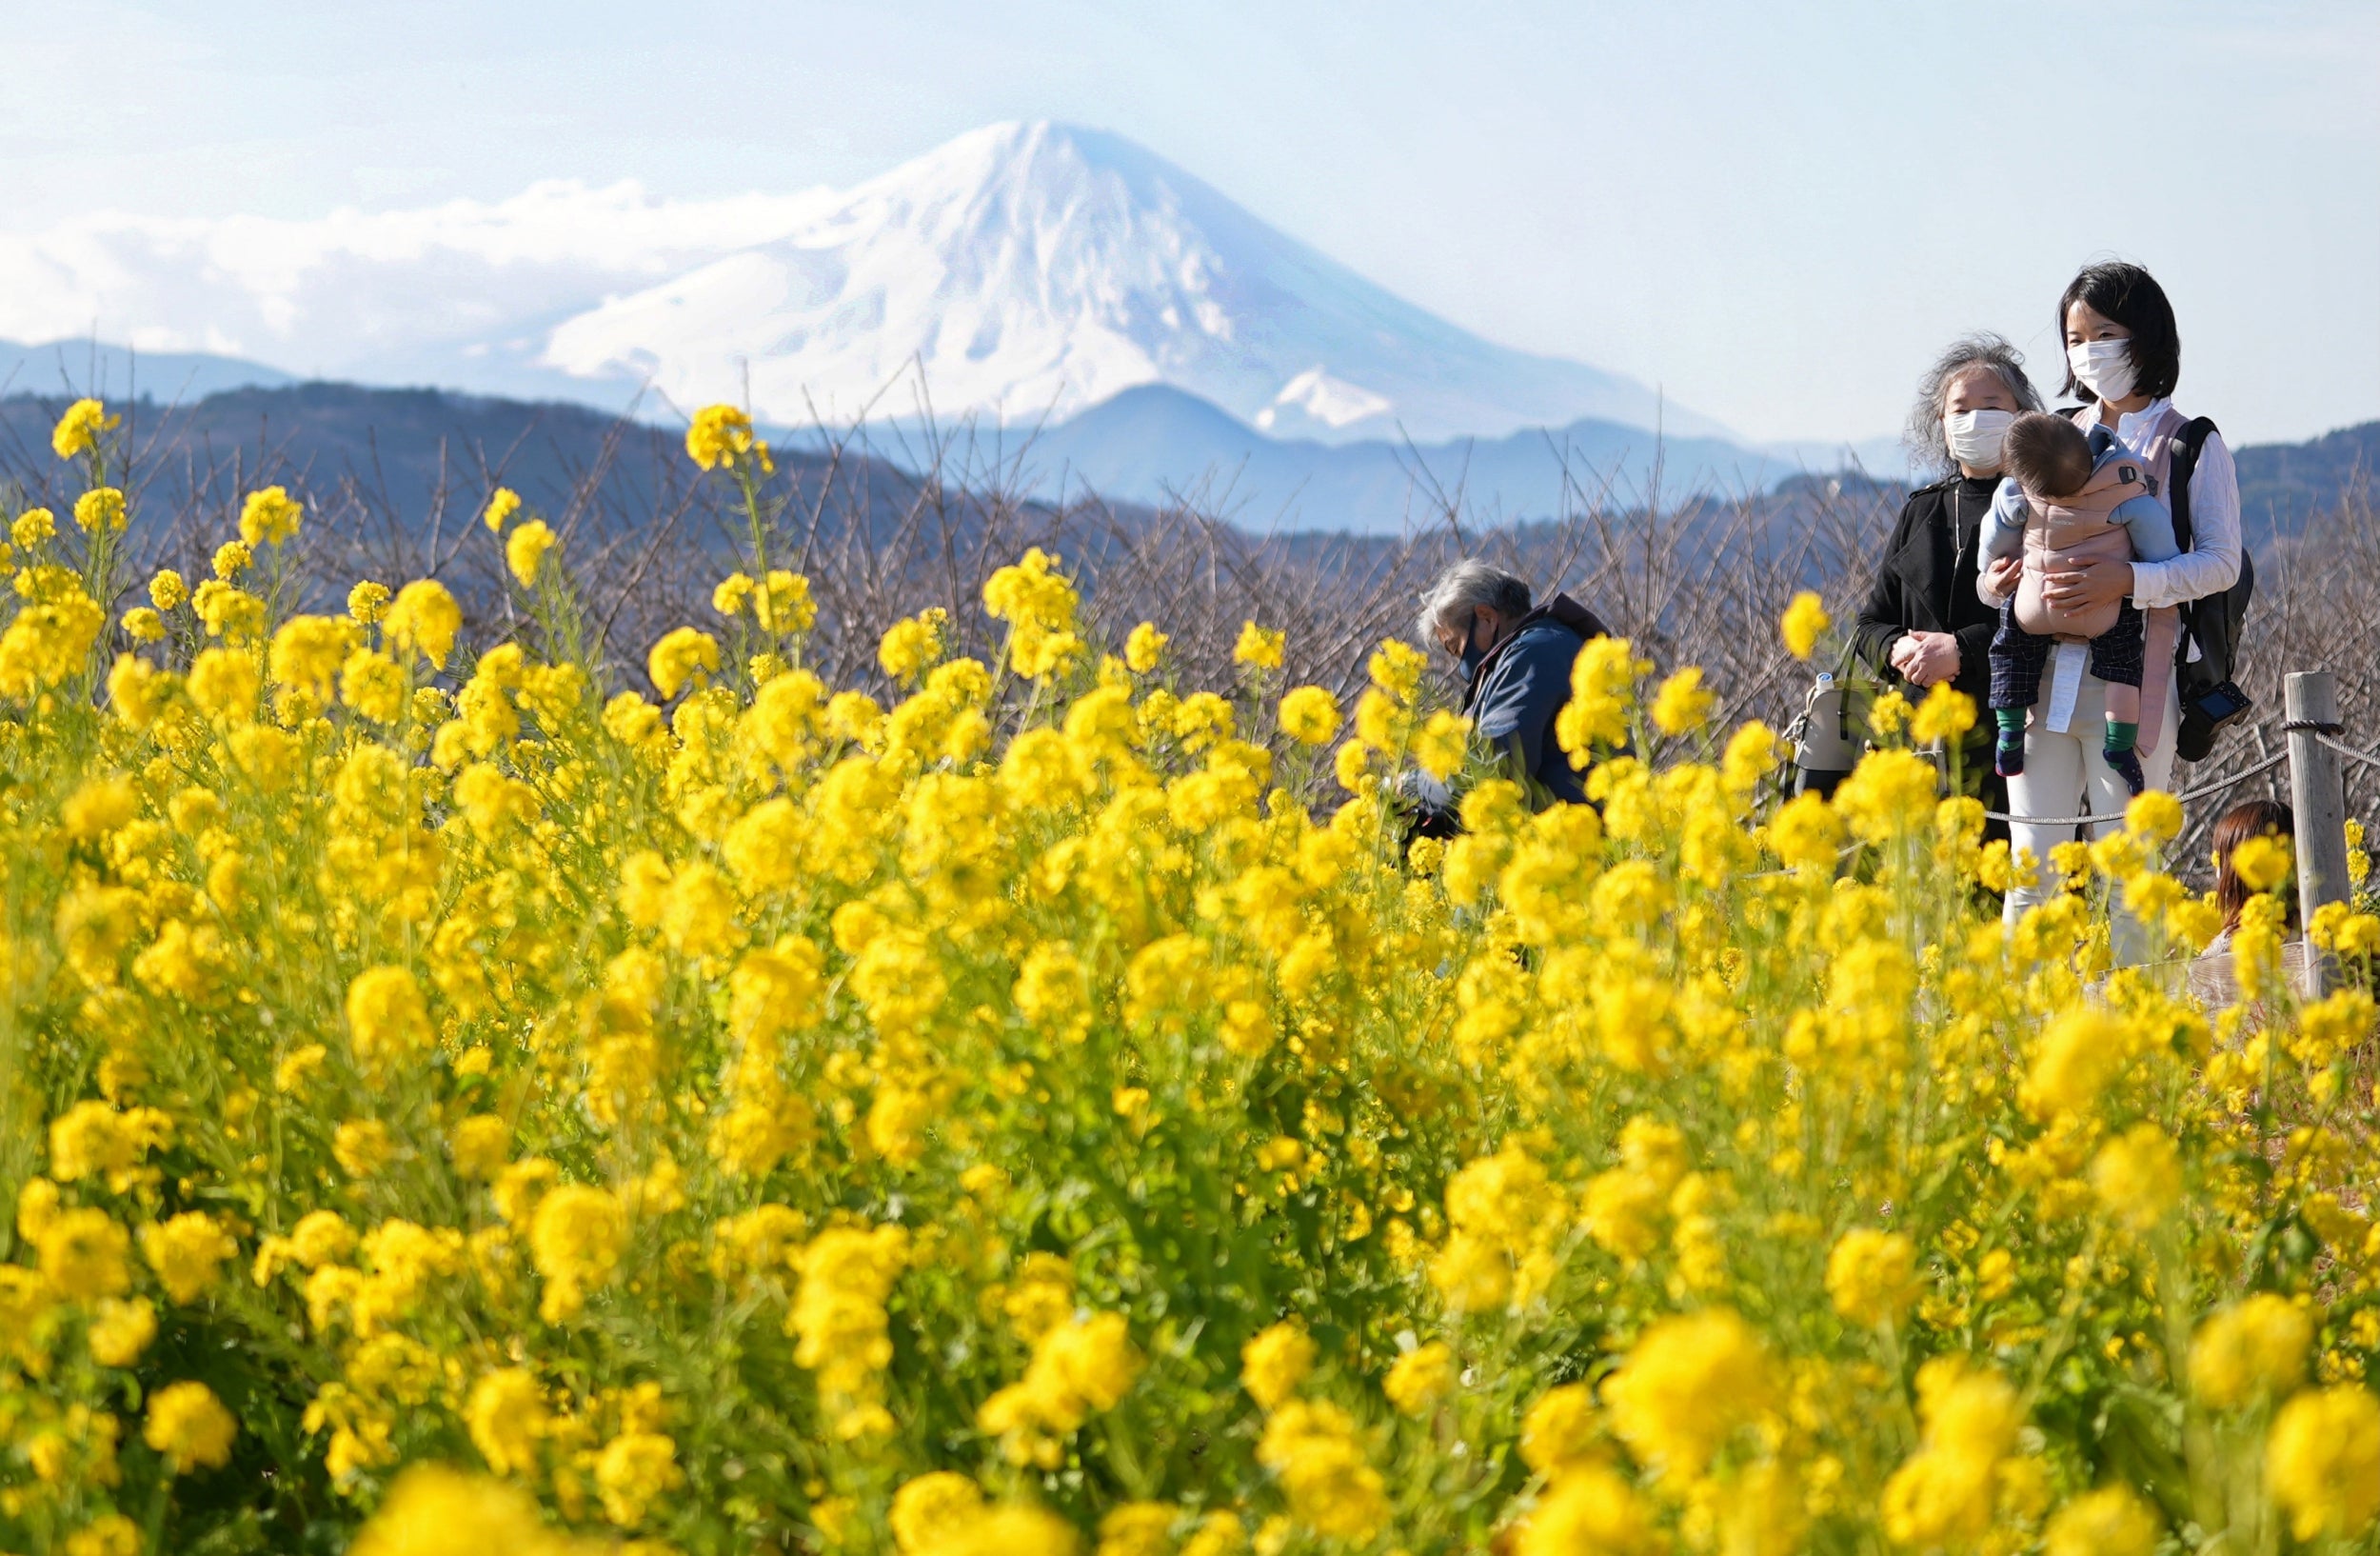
[
  {"left": 1890, "top": 629, "right": 1962, "bottom": 688},
  {"left": 1980, "top": 557, "right": 2022, "bottom": 600},
  {"left": 2040, "top": 556, "right": 2134, "bottom": 611}
]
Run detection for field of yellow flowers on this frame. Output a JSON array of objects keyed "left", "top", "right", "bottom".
[{"left": 3, "top": 397, "right": 2378, "bottom": 1556}]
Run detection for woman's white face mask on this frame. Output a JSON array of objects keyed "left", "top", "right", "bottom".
[
  {"left": 2068, "top": 339, "right": 2138, "bottom": 403},
  {"left": 1943, "top": 409, "right": 2014, "bottom": 469}
]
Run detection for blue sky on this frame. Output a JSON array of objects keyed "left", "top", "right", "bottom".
[{"left": 3, "top": 0, "right": 2373, "bottom": 444}]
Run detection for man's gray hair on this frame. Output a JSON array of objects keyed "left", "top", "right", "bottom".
[
  {"left": 1417, "top": 559, "right": 1533, "bottom": 643},
  {"left": 1904, "top": 332, "right": 2044, "bottom": 476}
]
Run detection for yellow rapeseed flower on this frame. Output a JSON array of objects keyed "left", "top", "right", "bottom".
[
  {"left": 1649, "top": 666, "right": 1716, "bottom": 736},
  {"left": 2090, "top": 1124, "right": 2183, "bottom": 1231},
  {"left": 140, "top": 1211, "right": 236, "bottom": 1304},
  {"left": 1233, "top": 621, "right": 1285, "bottom": 670},
  {"left": 74, "top": 488, "right": 128, "bottom": 534},
  {"left": 1826, "top": 1228, "right": 1921, "bottom": 1327},
  {"left": 2267, "top": 1385, "right": 2380, "bottom": 1542},
  {"left": 648, "top": 626, "right": 720, "bottom": 701},
  {"left": 1240, "top": 1321, "right": 1315, "bottom": 1410},
  {"left": 464, "top": 1368, "right": 547, "bottom": 1478},
  {"left": 2125, "top": 789, "right": 2184, "bottom": 843},
  {"left": 2231, "top": 833, "right": 2291, "bottom": 892},
  {"left": 685, "top": 404, "right": 772, "bottom": 472},
  {"left": 1382, "top": 1342, "right": 1457, "bottom": 1415},
  {"left": 350, "top": 1465, "right": 594, "bottom": 1556},
  {"left": 2190, "top": 1294, "right": 2311, "bottom": 1409},
  {"left": 1124, "top": 621, "right": 1168, "bottom": 673},
  {"left": 87, "top": 1296, "right": 158, "bottom": 1366},
  {"left": 1780, "top": 590, "right": 1831, "bottom": 659},
  {"left": 1602, "top": 1307, "right": 1774, "bottom": 1480},
  {"left": 143, "top": 1380, "right": 238, "bottom": 1472},
  {"left": 1517, "top": 1466, "right": 1650, "bottom": 1556},
  {"left": 482, "top": 488, "right": 522, "bottom": 533},
  {"left": 1909, "top": 683, "right": 1975, "bottom": 746},
  {"left": 38, "top": 1207, "right": 133, "bottom": 1301},
  {"left": 2042, "top": 1485, "right": 2158, "bottom": 1556},
  {"left": 506, "top": 519, "right": 556, "bottom": 588},
  {"left": 238, "top": 486, "right": 303, "bottom": 548},
  {"left": 385, "top": 579, "right": 463, "bottom": 668},
  {"left": 52, "top": 397, "right": 119, "bottom": 460},
  {"left": 1278, "top": 686, "right": 1341, "bottom": 747}
]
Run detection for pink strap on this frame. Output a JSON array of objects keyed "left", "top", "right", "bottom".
[{"left": 2138, "top": 606, "right": 2180, "bottom": 753}]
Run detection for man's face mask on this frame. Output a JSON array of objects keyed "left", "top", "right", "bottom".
[{"left": 1458, "top": 618, "right": 1489, "bottom": 676}]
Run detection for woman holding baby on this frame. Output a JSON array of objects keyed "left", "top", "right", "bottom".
[{"left": 1983, "top": 261, "right": 2243, "bottom": 937}]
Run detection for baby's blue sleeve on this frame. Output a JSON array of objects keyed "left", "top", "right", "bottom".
[
  {"left": 1979, "top": 477, "right": 2029, "bottom": 563},
  {"left": 2113, "top": 491, "right": 2180, "bottom": 563}
]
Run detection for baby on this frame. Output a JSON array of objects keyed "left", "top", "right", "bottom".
[{"left": 1981, "top": 412, "right": 2180, "bottom": 794}]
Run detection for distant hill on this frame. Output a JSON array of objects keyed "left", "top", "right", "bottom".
[
  {"left": 1007, "top": 382, "right": 1793, "bottom": 530},
  {"left": 2234, "top": 420, "right": 2379, "bottom": 542},
  {"left": 1, "top": 379, "right": 2367, "bottom": 550},
  {"left": 0, "top": 337, "right": 293, "bottom": 404},
  {"left": 1, "top": 382, "right": 717, "bottom": 540}
]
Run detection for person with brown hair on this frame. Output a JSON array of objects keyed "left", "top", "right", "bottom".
[
  {"left": 2187, "top": 797, "right": 2309, "bottom": 1006},
  {"left": 2208, "top": 797, "right": 2295, "bottom": 939}
]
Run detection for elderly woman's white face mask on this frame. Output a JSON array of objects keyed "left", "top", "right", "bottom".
[
  {"left": 1943, "top": 409, "right": 2013, "bottom": 468},
  {"left": 1941, "top": 368, "right": 2022, "bottom": 472}
]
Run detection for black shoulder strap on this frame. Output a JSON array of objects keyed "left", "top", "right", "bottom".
[{"left": 2168, "top": 416, "right": 2218, "bottom": 552}]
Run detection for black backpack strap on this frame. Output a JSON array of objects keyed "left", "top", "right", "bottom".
[
  {"left": 2167, "top": 416, "right": 2218, "bottom": 552},
  {"left": 2162, "top": 416, "right": 2231, "bottom": 695}
]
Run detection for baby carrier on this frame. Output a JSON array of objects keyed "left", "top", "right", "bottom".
[
  {"left": 2013, "top": 456, "right": 2149, "bottom": 641},
  {"left": 2060, "top": 408, "right": 2255, "bottom": 761}
]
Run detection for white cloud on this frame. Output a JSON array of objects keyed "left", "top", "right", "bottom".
[{"left": 0, "top": 180, "right": 832, "bottom": 375}]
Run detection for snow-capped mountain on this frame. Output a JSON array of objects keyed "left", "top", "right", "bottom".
[
  {"left": 543, "top": 122, "right": 1721, "bottom": 444},
  {"left": 0, "top": 122, "right": 1723, "bottom": 446}
]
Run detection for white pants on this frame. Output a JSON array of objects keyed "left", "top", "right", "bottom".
[{"left": 2002, "top": 649, "right": 2180, "bottom": 958}]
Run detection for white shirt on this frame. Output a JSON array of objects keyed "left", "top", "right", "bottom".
[{"left": 2099, "top": 396, "right": 2243, "bottom": 612}]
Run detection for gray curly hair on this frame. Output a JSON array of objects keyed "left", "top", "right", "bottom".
[
  {"left": 1904, "top": 332, "right": 2044, "bottom": 476},
  {"left": 1417, "top": 559, "right": 1533, "bottom": 644}
]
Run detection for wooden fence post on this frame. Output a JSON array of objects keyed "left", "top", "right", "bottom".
[{"left": 2285, "top": 669, "right": 2350, "bottom": 995}]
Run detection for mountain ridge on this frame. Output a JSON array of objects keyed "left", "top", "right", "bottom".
[
  {"left": 540, "top": 121, "right": 1724, "bottom": 445},
  {"left": 0, "top": 121, "right": 1726, "bottom": 449},
  {"left": 1006, "top": 382, "right": 1782, "bottom": 529},
  {"left": 3, "top": 377, "right": 2363, "bottom": 545}
]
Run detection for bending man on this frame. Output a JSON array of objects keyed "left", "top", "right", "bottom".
[{"left": 1411, "top": 559, "right": 1614, "bottom": 827}]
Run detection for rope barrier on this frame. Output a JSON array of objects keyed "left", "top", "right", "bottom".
[
  {"left": 2316, "top": 733, "right": 2380, "bottom": 774},
  {"left": 1982, "top": 749, "right": 2289, "bottom": 828}
]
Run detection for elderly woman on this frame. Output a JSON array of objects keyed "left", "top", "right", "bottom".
[
  {"left": 1981, "top": 262, "right": 2244, "bottom": 941},
  {"left": 1412, "top": 560, "right": 1612, "bottom": 816},
  {"left": 1854, "top": 334, "right": 2042, "bottom": 733},
  {"left": 1852, "top": 336, "right": 2042, "bottom": 828}
]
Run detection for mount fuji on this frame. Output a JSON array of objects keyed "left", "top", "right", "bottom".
[
  {"left": 540, "top": 122, "right": 1726, "bottom": 446},
  {"left": 1, "top": 122, "right": 1725, "bottom": 449}
]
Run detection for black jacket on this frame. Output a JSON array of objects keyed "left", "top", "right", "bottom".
[{"left": 1852, "top": 474, "right": 2001, "bottom": 706}]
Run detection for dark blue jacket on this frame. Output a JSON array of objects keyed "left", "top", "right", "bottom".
[{"left": 1461, "top": 592, "right": 1612, "bottom": 807}]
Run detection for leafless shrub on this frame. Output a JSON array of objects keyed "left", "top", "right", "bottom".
[{"left": 2, "top": 389, "right": 2370, "bottom": 872}]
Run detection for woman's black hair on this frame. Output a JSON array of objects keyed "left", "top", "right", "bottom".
[{"left": 2058, "top": 261, "right": 2181, "bottom": 403}]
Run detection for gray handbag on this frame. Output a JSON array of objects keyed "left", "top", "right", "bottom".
[{"left": 1786, "top": 654, "right": 1877, "bottom": 799}]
